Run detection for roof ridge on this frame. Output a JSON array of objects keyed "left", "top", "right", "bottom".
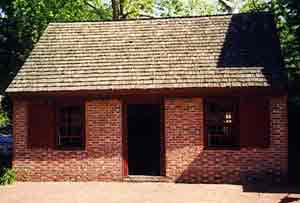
[{"left": 49, "top": 11, "right": 272, "bottom": 24}]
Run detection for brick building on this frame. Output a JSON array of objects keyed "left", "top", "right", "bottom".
[{"left": 6, "top": 13, "right": 288, "bottom": 183}]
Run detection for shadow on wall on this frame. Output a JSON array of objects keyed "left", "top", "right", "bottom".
[
  {"left": 173, "top": 146, "right": 285, "bottom": 185},
  {"left": 216, "top": 12, "right": 286, "bottom": 87},
  {"left": 174, "top": 147, "right": 241, "bottom": 184},
  {"left": 173, "top": 147, "right": 300, "bottom": 193},
  {"left": 172, "top": 13, "right": 290, "bottom": 187}
]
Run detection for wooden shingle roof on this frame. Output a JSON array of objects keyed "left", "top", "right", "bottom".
[{"left": 6, "top": 12, "right": 285, "bottom": 93}]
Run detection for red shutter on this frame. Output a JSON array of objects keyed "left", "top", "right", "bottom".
[
  {"left": 239, "top": 97, "right": 270, "bottom": 148},
  {"left": 28, "top": 102, "right": 56, "bottom": 149},
  {"left": 122, "top": 103, "right": 128, "bottom": 176}
]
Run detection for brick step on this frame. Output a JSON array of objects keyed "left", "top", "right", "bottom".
[{"left": 123, "top": 175, "right": 171, "bottom": 183}]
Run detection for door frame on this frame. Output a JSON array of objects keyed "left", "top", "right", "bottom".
[{"left": 122, "top": 96, "right": 165, "bottom": 177}]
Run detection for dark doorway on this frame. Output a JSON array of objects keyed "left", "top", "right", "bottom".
[
  {"left": 127, "top": 104, "right": 161, "bottom": 176},
  {"left": 288, "top": 100, "right": 300, "bottom": 184}
]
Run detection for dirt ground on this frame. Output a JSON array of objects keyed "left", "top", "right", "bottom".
[{"left": 0, "top": 182, "right": 299, "bottom": 203}]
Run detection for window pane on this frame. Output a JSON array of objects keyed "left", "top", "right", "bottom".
[
  {"left": 205, "top": 99, "right": 238, "bottom": 147},
  {"left": 58, "top": 106, "right": 84, "bottom": 149}
]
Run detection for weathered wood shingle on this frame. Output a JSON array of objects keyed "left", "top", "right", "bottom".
[{"left": 6, "top": 12, "right": 285, "bottom": 93}]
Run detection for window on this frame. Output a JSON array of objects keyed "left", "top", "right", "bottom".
[
  {"left": 205, "top": 98, "right": 238, "bottom": 148},
  {"left": 57, "top": 106, "right": 85, "bottom": 149}
]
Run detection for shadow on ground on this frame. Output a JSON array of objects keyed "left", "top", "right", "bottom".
[
  {"left": 243, "top": 183, "right": 300, "bottom": 194},
  {"left": 278, "top": 196, "right": 300, "bottom": 203}
]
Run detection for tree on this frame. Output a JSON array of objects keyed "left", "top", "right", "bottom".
[
  {"left": 0, "top": 0, "right": 112, "bottom": 93},
  {"left": 111, "top": 0, "right": 155, "bottom": 19},
  {"left": 157, "top": 0, "right": 185, "bottom": 17},
  {"left": 183, "top": 0, "right": 215, "bottom": 16},
  {"left": 218, "top": 0, "right": 245, "bottom": 13},
  {"left": 239, "top": 0, "right": 265, "bottom": 12},
  {"left": 11, "top": 0, "right": 111, "bottom": 43},
  {"left": 157, "top": 0, "right": 215, "bottom": 17}
]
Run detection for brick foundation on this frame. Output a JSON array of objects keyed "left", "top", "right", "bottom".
[{"left": 12, "top": 96, "right": 288, "bottom": 183}]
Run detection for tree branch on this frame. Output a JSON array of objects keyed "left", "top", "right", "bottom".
[
  {"left": 111, "top": 0, "right": 121, "bottom": 20},
  {"left": 84, "top": 0, "right": 104, "bottom": 17},
  {"left": 251, "top": 0, "right": 259, "bottom": 11},
  {"left": 121, "top": 11, "right": 135, "bottom": 19},
  {"left": 218, "top": 0, "right": 234, "bottom": 9}
]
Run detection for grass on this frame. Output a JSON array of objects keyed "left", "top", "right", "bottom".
[{"left": 0, "top": 154, "right": 15, "bottom": 185}]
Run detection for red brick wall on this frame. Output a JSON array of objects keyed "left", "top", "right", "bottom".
[
  {"left": 12, "top": 95, "right": 288, "bottom": 183},
  {"left": 164, "top": 96, "right": 288, "bottom": 183},
  {"left": 13, "top": 99, "right": 123, "bottom": 181}
]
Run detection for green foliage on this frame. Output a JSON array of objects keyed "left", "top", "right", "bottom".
[
  {"left": 183, "top": 0, "right": 215, "bottom": 16},
  {"left": 122, "top": 0, "right": 155, "bottom": 18},
  {"left": 158, "top": 0, "right": 215, "bottom": 17},
  {"left": 0, "top": 168, "right": 16, "bottom": 185},
  {"left": 12, "top": 0, "right": 112, "bottom": 43},
  {"left": 158, "top": 0, "right": 185, "bottom": 16},
  {"left": 217, "top": 0, "right": 244, "bottom": 13},
  {"left": 0, "top": 18, "right": 28, "bottom": 93},
  {"left": 0, "top": 111, "right": 9, "bottom": 128},
  {"left": 0, "top": 0, "right": 112, "bottom": 93},
  {"left": 240, "top": 0, "right": 266, "bottom": 12}
]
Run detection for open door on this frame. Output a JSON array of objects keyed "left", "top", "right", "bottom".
[{"left": 126, "top": 104, "right": 161, "bottom": 176}]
